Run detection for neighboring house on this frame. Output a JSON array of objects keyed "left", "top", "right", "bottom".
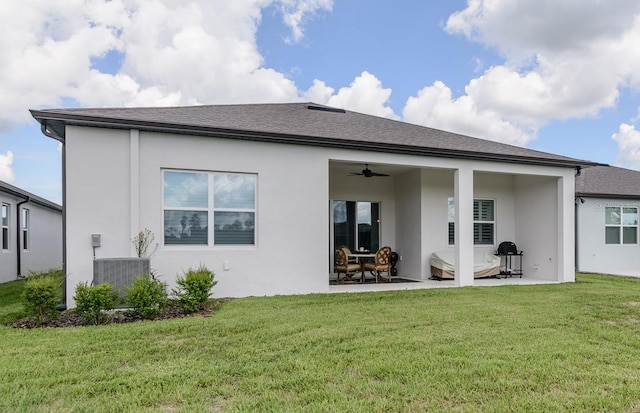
[
  {"left": 31, "top": 103, "right": 593, "bottom": 306},
  {"left": 575, "top": 165, "right": 640, "bottom": 276},
  {"left": 0, "top": 180, "right": 62, "bottom": 282}
]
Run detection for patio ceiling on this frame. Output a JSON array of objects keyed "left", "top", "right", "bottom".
[{"left": 329, "top": 161, "right": 418, "bottom": 179}]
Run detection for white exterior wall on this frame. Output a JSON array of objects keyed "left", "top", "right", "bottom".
[
  {"left": 140, "top": 133, "right": 329, "bottom": 299},
  {"left": 418, "top": 168, "right": 454, "bottom": 279},
  {"left": 63, "top": 124, "right": 576, "bottom": 305},
  {"left": 20, "top": 205, "right": 63, "bottom": 275},
  {"left": 65, "top": 126, "right": 132, "bottom": 301},
  {"left": 513, "top": 174, "right": 575, "bottom": 281},
  {"left": 394, "top": 169, "right": 424, "bottom": 278},
  {"left": 65, "top": 126, "right": 330, "bottom": 305},
  {"left": 0, "top": 192, "right": 62, "bottom": 282},
  {"left": 576, "top": 197, "right": 640, "bottom": 275}
]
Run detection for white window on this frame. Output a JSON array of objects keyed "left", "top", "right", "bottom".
[
  {"left": 473, "top": 199, "right": 495, "bottom": 245},
  {"left": 21, "top": 208, "right": 29, "bottom": 251},
  {"left": 2, "top": 204, "right": 8, "bottom": 251},
  {"left": 605, "top": 206, "right": 638, "bottom": 244},
  {"left": 163, "top": 170, "right": 256, "bottom": 246},
  {"left": 448, "top": 198, "right": 495, "bottom": 245}
]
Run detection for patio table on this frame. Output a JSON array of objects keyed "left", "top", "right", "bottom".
[{"left": 347, "top": 253, "right": 376, "bottom": 282}]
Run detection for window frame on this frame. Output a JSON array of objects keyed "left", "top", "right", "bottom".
[
  {"left": 332, "top": 200, "right": 382, "bottom": 253},
  {"left": 162, "top": 169, "right": 257, "bottom": 247},
  {"left": 21, "top": 208, "right": 29, "bottom": 251},
  {"left": 448, "top": 197, "right": 496, "bottom": 246},
  {"left": 605, "top": 206, "right": 638, "bottom": 245},
  {"left": 473, "top": 199, "right": 495, "bottom": 246},
  {"left": 2, "top": 203, "right": 9, "bottom": 251}
]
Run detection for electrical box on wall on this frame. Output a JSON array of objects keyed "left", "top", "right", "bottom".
[{"left": 91, "top": 234, "right": 101, "bottom": 248}]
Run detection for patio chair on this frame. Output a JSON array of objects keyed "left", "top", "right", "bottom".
[
  {"left": 335, "top": 248, "right": 361, "bottom": 283},
  {"left": 364, "top": 246, "right": 392, "bottom": 282},
  {"left": 337, "top": 245, "right": 359, "bottom": 264}
]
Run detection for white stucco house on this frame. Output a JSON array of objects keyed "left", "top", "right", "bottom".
[
  {"left": 0, "top": 180, "right": 62, "bottom": 282},
  {"left": 575, "top": 165, "right": 640, "bottom": 276},
  {"left": 30, "top": 103, "right": 593, "bottom": 306}
]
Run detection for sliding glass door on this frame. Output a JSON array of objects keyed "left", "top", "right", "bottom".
[{"left": 333, "top": 201, "right": 380, "bottom": 252}]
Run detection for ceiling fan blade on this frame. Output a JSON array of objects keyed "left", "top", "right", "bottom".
[{"left": 348, "top": 164, "right": 389, "bottom": 177}]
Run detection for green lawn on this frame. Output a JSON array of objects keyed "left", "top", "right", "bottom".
[
  {"left": 1, "top": 273, "right": 640, "bottom": 412},
  {"left": 0, "top": 278, "right": 27, "bottom": 325}
]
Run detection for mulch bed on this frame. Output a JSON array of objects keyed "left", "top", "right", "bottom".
[{"left": 12, "top": 300, "right": 226, "bottom": 329}]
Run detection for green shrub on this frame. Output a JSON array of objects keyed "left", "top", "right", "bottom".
[
  {"left": 172, "top": 264, "right": 217, "bottom": 312},
  {"left": 125, "top": 275, "right": 168, "bottom": 318},
  {"left": 21, "top": 270, "right": 63, "bottom": 324},
  {"left": 74, "top": 282, "right": 118, "bottom": 325}
]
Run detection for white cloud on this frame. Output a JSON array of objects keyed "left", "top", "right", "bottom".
[
  {"left": 302, "top": 72, "right": 397, "bottom": 119},
  {"left": 0, "top": 0, "right": 127, "bottom": 128},
  {"left": 612, "top": 123, "right": 640, "bottom": 169},
  {"left": 302, "top": 79, "right": 335, "bottom": 103},
  {"left": 278, "top": 0, "right": 333, "bottom": 43},
  {"left": 426, "top": 0, "right": 640, "bottom": 156},
  {"left": 0, "top": 150, "right": 15, "bottom": 183},
  {"left": 403, "top": 81, "right": 530, "bottom": 145},
  {"left": 446, "top": 0, "right": 640, "bottom": 61},
  {"left": 0, "top": 0, "right": 333, "bottom": 130},
  {"left": 323, "top": 71, "right": 397, "bottom": 119}
]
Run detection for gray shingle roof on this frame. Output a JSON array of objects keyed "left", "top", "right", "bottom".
[
  {"left": 31, "top": 102, "right": 595, "bottom": 168},
  {"left": 576, "top": 165, "right": 640, "bottom": 198},
  {"left": 0, "top": 180, "right": 62, "bottom": 211}
]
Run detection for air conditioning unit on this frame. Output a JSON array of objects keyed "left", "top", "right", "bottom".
[{"left": 93, "top": 258, "right": 150, "bottom": 296}]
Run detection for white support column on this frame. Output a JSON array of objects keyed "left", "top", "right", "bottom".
[
  {"left": 455, "top": 167, "right": 474, "bottom": 287},
  {"left": 130, "top": 129, "right": 140, "bottom": 257},
  {"left": 557, "top": 174, "right": 575, "bottom": 282}
]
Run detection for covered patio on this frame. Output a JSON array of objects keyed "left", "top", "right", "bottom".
[{"left": 328, "top": 158, "right": 575, "bottom": 288}]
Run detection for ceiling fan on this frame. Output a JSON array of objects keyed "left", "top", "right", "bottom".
[{"left": 350, "top": 164, "right": 389, "bottom": 178}]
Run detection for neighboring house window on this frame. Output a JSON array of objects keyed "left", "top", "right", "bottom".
[
  {"left": 163, "top": 170, "right": 256, "bottom": 246},
  {"left": 2, "top": 204, "right": 8, "bottom": 251},
  {"left": 22, "top": 208, "right": 29, "bottom": 251},
  {"left": 448, "top": 197, "right": 495, "bottom": 245},
  {"left": 605, "top": 206, "right": 638, "bottom": 244}
]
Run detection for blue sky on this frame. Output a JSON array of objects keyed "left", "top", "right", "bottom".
[{"left": 3, "top": 0, "right": 640, "bottom": 204}]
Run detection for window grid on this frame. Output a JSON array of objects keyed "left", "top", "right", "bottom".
[
  {"left": 605, "top": 206, "right": 638, "bottom": 245},
  {"left": 163, "top": 170, "right": 256, "bottom": 246},
  {"left": 473, "top": 199, "right": 495, "bottom": 245},
  {"left": 448, "top": 198, "right": 495, "bottom": 246}
]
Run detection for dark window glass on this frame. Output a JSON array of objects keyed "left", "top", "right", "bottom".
[
  {"left": 214, "top": 212, "right": 255, "bottom": 245},
  {"left": 164, "top": 211, "right": 208, "bottom": 245}
]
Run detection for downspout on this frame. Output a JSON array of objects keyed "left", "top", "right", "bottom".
[
  {"left": 16, "top": 197, "right": 30, "bottom": 278},
  {"left": 41, "top": 122, "right": 67, "bottom": 303},
  {"left": 574, "top": 166, "right": 582, "bottom": 274},
  {"left": 574, "top": 198, "right": 579, "bottom": 273}
]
